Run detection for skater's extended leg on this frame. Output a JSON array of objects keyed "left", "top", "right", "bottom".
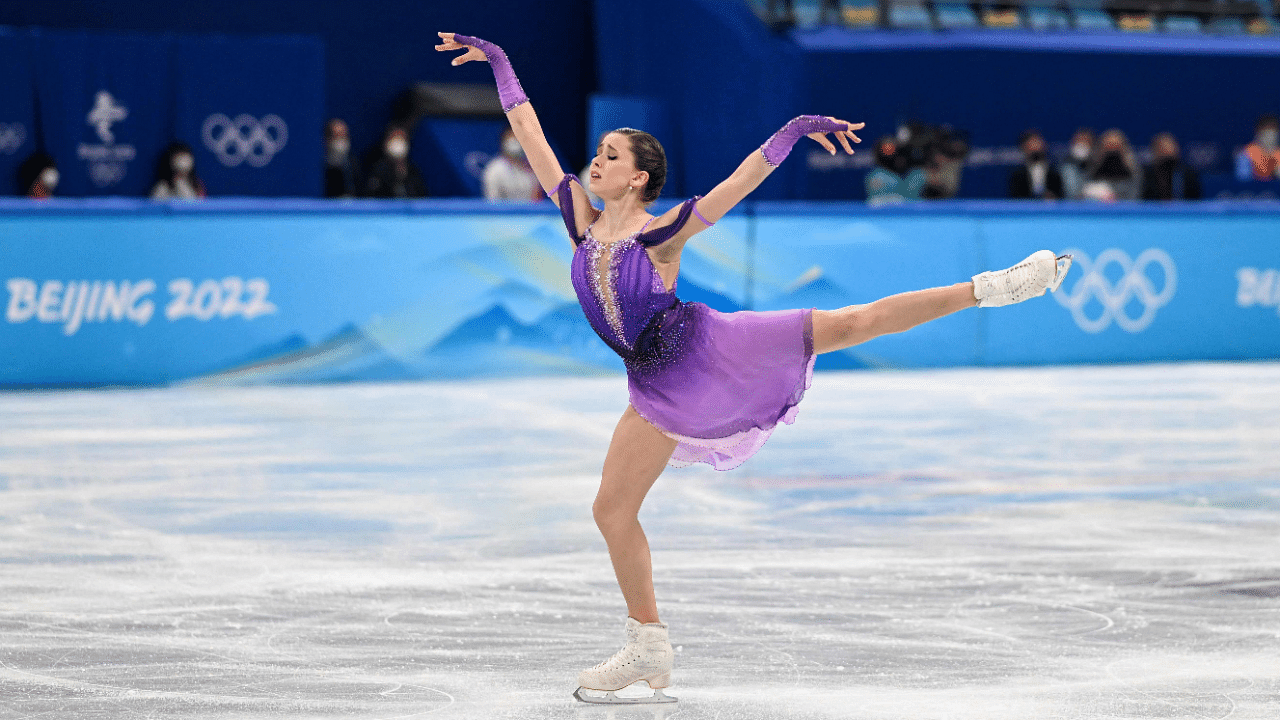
[
  {"left": 811, "top": 281, "right": 976, "bottom": 354},
  {"left": 594, "top": 405, "right": 678, "bottom": 624}
]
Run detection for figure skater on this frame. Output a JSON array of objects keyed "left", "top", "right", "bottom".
[{"left": 437, "top": 32, "right": 1071, "bottom": 705}]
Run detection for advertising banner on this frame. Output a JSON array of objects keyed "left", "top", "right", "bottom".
[
  {"left": 33, "top": 29, "right": 174, "bottom": 197},
  {"left": 1, "top": 200, "right": 1278, "bottom": 387},
  {"left": 174, "top": 35, "right": 324, "bottom": 197}
]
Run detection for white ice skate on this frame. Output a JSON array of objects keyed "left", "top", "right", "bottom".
[
  {"left": 972, "top": 250, "right": 1073, "bottom": 308},
  {"left": 573, "top": 617, "right": 677, "bottom": 705}
]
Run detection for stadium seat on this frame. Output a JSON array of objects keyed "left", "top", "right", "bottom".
[
  {"left": 934, "top": 2, "right": 980, "bottom": 27},
  {"left": 1025, "top": 5, "right": 1072, "bottom": 29},
  {"left": 1209, "top": 16, "right": 1247, "bottom": 33},
  {"left": 1073, "top": 8, "right": 1118, "bottom": 29},
  {"left": 1116, "top": 12, "right": 1156, "bottom": 30},
  {"left": 840, "top": 0, "right": 881, "bottom": 27},
  {"left": 889, "top": 2, "right": 934, "bottom": 28},
  {"left": 981, "top": 6, "right": 1024, "bottom": 27},
  {"left": 793, "top": 0, "right": 825, "bottom": 27},
  {"left": 1161, "top": 14, "right": 1203, "bottom": 31},
  {"left": 1247, "top": 16, "right": 1276, "bottom": 34}
]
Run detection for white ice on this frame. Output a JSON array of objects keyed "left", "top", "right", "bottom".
[{"left": 1, "top": 362, "right": 1278, "bottom": 719}]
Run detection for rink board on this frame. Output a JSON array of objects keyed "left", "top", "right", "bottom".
[{"left": 2, "top": 199, "right": 1279, "bottom": 386}]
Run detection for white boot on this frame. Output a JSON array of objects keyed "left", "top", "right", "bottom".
[
  {"left": 972, "top": 250, "right": 1072, "bottom": 308},
  {"left": 576, "top": 617, "right": 674, "bottom": 699}
]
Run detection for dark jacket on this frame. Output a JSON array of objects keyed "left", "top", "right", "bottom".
[
  {"left": 1141, "top": 161, "right": 1201, "bottom": 200},
  {"left": 1008, "top": 163, "right": 1064, "bottom": 199},
  {"left": 363, "top": 158, "right": 427, "bottom": 198}
]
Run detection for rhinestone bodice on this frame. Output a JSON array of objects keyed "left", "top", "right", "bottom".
[{"left": 570, "top": 230, "right": 684, "bottom": 366}]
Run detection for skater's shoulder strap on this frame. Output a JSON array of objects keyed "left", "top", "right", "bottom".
[
  {"left": 638, "top": 196, "right": 708, "bottom": 248},
  {"left": 551, "top": 173, "right": 592, "bottom": 245}
]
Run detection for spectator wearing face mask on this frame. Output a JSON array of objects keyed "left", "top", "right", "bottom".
[
  {"left": 17, "top": 151, "right": 58, "bottom": 199},
  {"left": 151, "top": 142, "right": 206, "bottom": 200},
  {"left": 864, "top": 136, "right": 924, "bottom": 206},
  {"left": 1060, "top": 128, "right": 1094, "bottom": 201},
  {"left": 1083, "top": 128, "right": 1141, "bottom": 202},
  {"left": 1236, "top": 115, "right": 1280, "bottom": 182},
  {"left": 1008, "top": 129, "right": 1063, "bottom": 200},
  {"left": 482, "top": 127, "right": 541, "bottom": 201},
  {"left": 363, "top": 126, "right": 427, "bottom": 198},
  {"left": 324, "top": 118, "right": 360, "bottom": 198},
  {"left": 1142, "top": 132, "right": 1200, "bottom": 201}
]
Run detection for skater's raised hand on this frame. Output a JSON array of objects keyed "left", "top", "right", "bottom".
[
  {"left": 807, "top": 117, "right": 864, "bottom": 155},
  {"left": 436, "top": 32, "right": 488, "bottom": 66}
]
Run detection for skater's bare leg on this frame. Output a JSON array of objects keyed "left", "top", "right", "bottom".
[
  {"left": 811, "top": 281, "right": 976, "bottom": 354},
  {"left": 594, "top": 405, "right": 678, "bottom": 625}
]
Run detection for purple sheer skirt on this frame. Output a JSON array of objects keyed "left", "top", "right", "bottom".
[{"left": 628, "top": 305, "right": 815, "bottom": 471}]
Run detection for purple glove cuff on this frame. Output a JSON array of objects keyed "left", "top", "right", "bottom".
[
  {"left": 759, "top": 115, "right": 848, "bottom": 167},
  {"left": 453, "top": 34, "right": 528, "bottom": 112}
]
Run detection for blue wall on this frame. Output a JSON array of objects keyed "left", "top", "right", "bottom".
[
  {"left": 3, "top": 199, "right": 1279, "bottom": 388},
  {"left": 0, "top": 1, "right": 594, "bottom": 188}
]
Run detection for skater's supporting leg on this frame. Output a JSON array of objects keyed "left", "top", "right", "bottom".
[
  {"left": 594, "top": 405, "right": 678, "bottom": 624},
  {"left": 811, "top": 281, "right": 977, "bottom": 354}
]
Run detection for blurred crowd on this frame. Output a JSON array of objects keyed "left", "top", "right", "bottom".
[
  {"left": 13, "top": 113, "right": 1280, "bottom": 203},
  {"left": 865, "top": 113, "right": 1280, "bottom": 205}
]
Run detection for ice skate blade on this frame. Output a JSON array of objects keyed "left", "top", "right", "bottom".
[
  {"left": 574, "top": 685, "right": 678, "bottom": 705},
  {"left": 1050, "top": 254, "right": 1074, "bottom": 292}
]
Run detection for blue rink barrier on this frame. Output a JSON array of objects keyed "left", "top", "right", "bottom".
[{"left": 2, "top": 198, "right": 1279, "bottom": 387}]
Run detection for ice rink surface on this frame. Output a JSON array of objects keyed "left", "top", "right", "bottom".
[{"left": 1, "top": 362, "right": 1278, "bottom": 720}]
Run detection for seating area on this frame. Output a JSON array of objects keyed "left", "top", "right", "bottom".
[{"left": 749, "top": 0, "right": 1277, "bottom": 33}]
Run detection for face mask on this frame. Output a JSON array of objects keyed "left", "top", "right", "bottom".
[
  {"left": 1259, "top": 128, "right": 1279, "bottom": 150},
  {"left": 386, "top": 138, "right": 408, "bottom": 160},
  {"left": 172, "top": 154, "right": 194, "bottom": 174},
  {"left": 39, "top": 167, "right": 59, "bottom": 191},
  {"left": 1071, "top": 144, "right": 1090, "bottom": 161},
  {"left": 503, "top": 137, "right": 525, "bottom": 159},
  {"left": 328, "top": 138, "right": 350, "bottom": 157}
]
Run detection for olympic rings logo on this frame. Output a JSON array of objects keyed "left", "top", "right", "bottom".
[
  {"left": 1052, "top": 248, "right": 1177, "bottom": 334},
  {"left": 201, "top": 113, "right": 288, "bottom": 168},
  {"left": 0, "top": 122, "right": 26, "bottom": 155}
]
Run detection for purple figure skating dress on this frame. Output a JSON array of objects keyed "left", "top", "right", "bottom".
[{"left": 555, "top": 174, "right": 814, "bottom": 470}]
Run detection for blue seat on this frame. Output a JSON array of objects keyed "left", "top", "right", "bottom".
[
  {"left": 934, "top": 1, "right": 979, "bottom": 27},
  {"left": 1209, "top": 17, "right": 1246, "bottom": 33},
  {"left": 1161, "top": 14, "right": 1203, "bottom": 32},
  {"left": 889, "top": 2, "right": 934, "bottom": 28},
  {"left": 1025, "top": 6, "right": 1072, "bottom": 29},
  {"left": 793, "top": 0, "right": 825, "bottom": 27},
  {"left": 1073, "top": 8, "right": 1117, "bottom": 29}
]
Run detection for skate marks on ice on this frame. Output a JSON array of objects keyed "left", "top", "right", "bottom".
[{"left": 0, "top": 363, "right": 1279, "bottom": 718}]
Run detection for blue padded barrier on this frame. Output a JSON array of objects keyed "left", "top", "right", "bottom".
[{"left": 2, "top": 198, "right": 1279, "bottom": 387}]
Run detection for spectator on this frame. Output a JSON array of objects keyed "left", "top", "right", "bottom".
[
  {"left": 151, "top": 142, "right": 206, "bottom": 200},
  {"left": 324, "top": 118, "right": 360, "bottom": 198},
  {"left": 482, "top": 128, "right": 541, "bottom": 202},
  {"left": 1236, "top": 115, "right": 1280, "bottom": 182},
  {"left": 17, "top": 151, "right": 58, "bottom": 199},
  {"left": 1142, "top": 132, "right": 1201, "bottom": 200},
  {"left": 865, "top": 136, "right": 925, "bottom": 206},
  {"left": 363, "top": 127, "right": 427, "bottom": 198},
  {"left": 1083, "top": 128, "right": 1141, "bottom": 201},
  {"left": 1008, "top": 129, "right": 1063, "bottom": 200},
  {"left": 1060, "top": 128, "right": 1095, "bottom": 200}
]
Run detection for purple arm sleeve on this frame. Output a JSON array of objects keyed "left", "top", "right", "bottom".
[
  {"left": 759, "top": 115, "right": 849, "bottom": 167},
  {"left": 452, "top": 34, "right": 528, "bottom": 112}
]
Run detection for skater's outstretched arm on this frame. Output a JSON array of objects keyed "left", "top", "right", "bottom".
[
  {"left": 436, "top": 33, "right": 597, "bottom": 238},
  {"left": 647, "top": 115, "right": 862, "bottom": 260}
]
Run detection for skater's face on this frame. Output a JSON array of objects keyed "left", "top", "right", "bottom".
[{"left": 589, "top": 132, "right": 647, "bottom": 201}]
